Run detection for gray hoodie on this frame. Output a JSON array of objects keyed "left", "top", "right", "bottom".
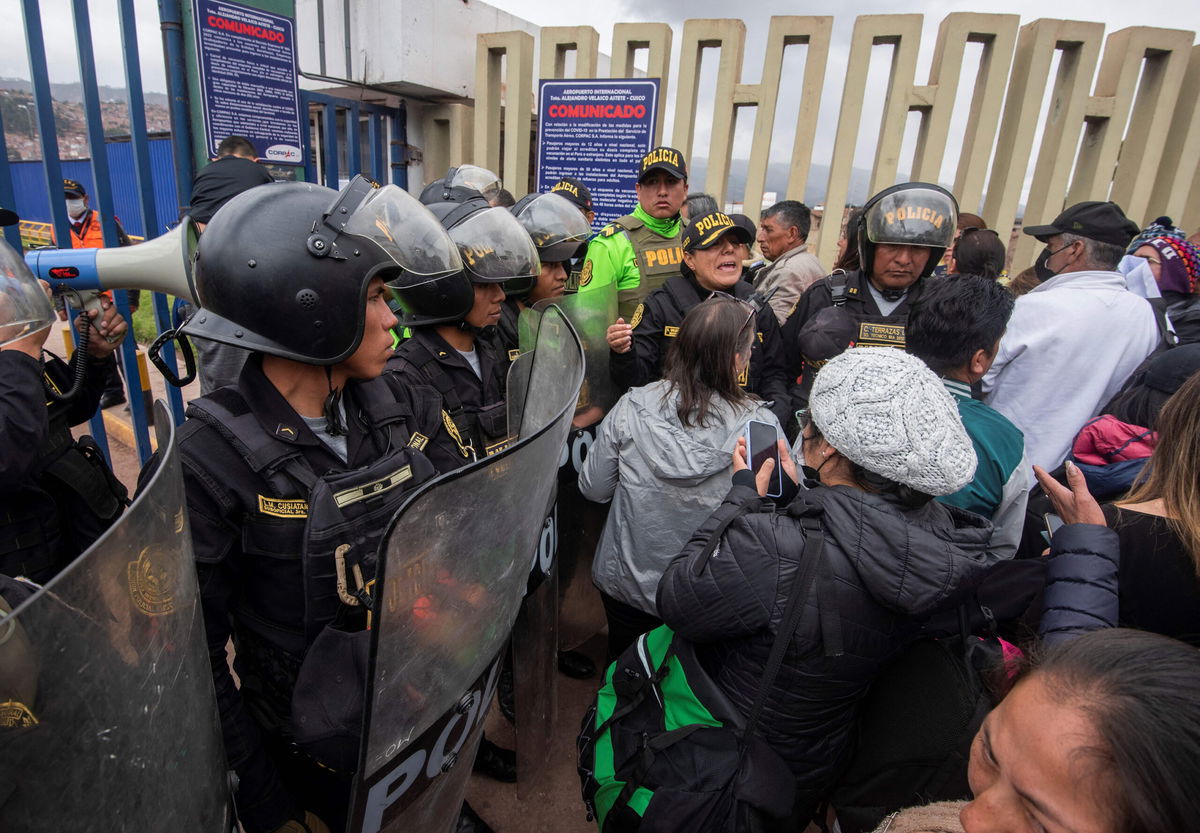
[{"left": 579, "top": 379, "right": 784, "bottom": 614}]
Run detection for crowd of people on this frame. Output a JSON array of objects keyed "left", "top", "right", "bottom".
[{"left": 3, "top": 135, "right": 1200, "bottom": 833}]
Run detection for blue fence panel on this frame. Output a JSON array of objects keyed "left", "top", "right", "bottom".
[{"left": 10, "top": 137, "right": 180, "bottom": 238}]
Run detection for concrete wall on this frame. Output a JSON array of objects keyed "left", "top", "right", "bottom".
[{"left": 472, "top": 16, "right": 1200, "bottom": 269}]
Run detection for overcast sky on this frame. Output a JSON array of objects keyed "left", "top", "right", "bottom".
[{"left": 4, "top": 0, "right": 1198, "bottom": 204}]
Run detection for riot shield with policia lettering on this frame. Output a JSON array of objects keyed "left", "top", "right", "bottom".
[
  {"left": 0, "top": 402, "right": 233, "bottom": 832},
  {"left": 347, "top": 305, "right": 583, "bottom": 833},
  {"left": 507, "top": 283, "right": 619, "bottom": 790}
]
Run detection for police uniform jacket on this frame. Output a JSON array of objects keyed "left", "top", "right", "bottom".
[
  {"left": 781, "top": 269, "right": 922, "bottom": 409},
  {"left": 159, "top": 356, "right": 440, "bottom": 832},
  {"left": 0, "top": 349, "right": 122, "bottom": 582},
  {"left": 386, "top": 327, "right": 510, "bottom": 472},
  {"left": 610, "top": 273, "right": 793, "bottom": 425}
]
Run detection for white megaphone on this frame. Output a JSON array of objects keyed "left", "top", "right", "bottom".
[{"left": 23, "top": 217, "right": 200, "bottom": 305}]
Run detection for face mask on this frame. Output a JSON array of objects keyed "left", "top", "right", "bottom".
[
  {"left": 1034, "top": 242, "right": 1073, "bottom": 282},
  {"left": 66, "top": 199, "right": 86, "bottom": 219}
]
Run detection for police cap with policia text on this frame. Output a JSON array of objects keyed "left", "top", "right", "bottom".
[
  {"left": 682, "top": 210, "right": 754, "bottom": 251},
  {"left": 550, "top": 176, "right": 593, "bottom": 212},
  {"left": 1023, "top": 201, "right": 1140, "bottom": 249},
  {"left": 638, "top": 147, "right": 687, "bottom": 182},
  {"left": 63, "top": 178, "right": 87, "bottom": 197}
]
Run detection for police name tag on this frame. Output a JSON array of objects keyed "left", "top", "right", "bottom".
[{"left": 333, "top": 465, "right": 414, "bottom": 508}]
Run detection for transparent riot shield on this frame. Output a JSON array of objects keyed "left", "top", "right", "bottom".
[
  {"left": 520, "top": 285, "right": 618, "bottom": 651},
  {"left": 349, "top": 306, "right": 583, "bottom": 833},
  {"left": 0, "top": 401, "right": 232, "bottom": 832}
]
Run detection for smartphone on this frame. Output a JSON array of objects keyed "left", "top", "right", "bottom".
[
  {"left": 745, "top": 419, "right": 783, "bottom": 498},
  {"left": 1041, "top": 512, "right": 1065, "bottom": 546}
]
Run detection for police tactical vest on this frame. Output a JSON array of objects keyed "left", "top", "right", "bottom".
[
  {"left": 826, "top": 270, "right": 910, "bottom": 350},
  {"left": 185, "top": 382, "right": 437, "bottom": 669},
  {"left": 408, "top": 337, "right": 513, "bottom": 460},
  {"left": 612, "top": 214, "right": 684, "bottom": 318}
]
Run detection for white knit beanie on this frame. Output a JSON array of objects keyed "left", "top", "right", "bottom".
[{"left": 809, "top": 347, "right": 976, "bottom": 496}]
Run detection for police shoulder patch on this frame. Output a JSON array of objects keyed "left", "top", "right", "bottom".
[
  {"left": 579, "top": 259, "right": 594, "bottom": 287},
  {"left": 630, "top": 303, "right": 645, "bottom": 329},
  {"left": 601, "top": 224, "right": 619, "bottom": 238}
]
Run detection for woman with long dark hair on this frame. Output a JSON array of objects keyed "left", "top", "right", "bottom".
[{"left": 580, "top": 295, "right": 787, "bottom": 660}]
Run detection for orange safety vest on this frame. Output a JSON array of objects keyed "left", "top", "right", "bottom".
[{"left": 69, "top": 210, "right": 107, "bottom": 249}]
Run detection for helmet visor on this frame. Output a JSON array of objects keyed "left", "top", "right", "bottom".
[
  {"left": 864, "top": 187, "right": 957, "bottom": 249},
  {"left": 515, "top": 193, "right": 591, "bottom": 257},
  {"left": 450, "top": 165, "right": 502, "bottom": 201},
  {"left": 0, "top": 239, "right": 55, "bottom": 349},
  {"left": 450, "top": 208, "right": 541, "bottom": 283},
  {"left": 343, "top": 185, "right": 464, "bottom": 287}
]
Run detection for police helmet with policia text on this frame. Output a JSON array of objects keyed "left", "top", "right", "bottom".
[
  {"left": 391, "top": 195, "right": 540, "bottom": 327},
  {"left": 856, "top": 183, "right": 958, "bottom": 279},
  {"left": 182, "top": 176, "right": 461, "bottom": 364}
]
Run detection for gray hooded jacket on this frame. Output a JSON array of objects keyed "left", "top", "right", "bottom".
[{"left": 579, "top": 380, "right": 783, "bottom": 614}]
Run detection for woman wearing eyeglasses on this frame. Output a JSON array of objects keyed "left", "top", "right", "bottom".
[
  {"left": 580, "top": 295, "right": 790, "bottom": 661},
  {"left": 605, "top": 210, "right": 793, "bottom": 425}
]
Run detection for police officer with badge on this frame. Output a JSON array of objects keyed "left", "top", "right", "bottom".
[
  {"left": 0, "top": 207, "right": 131, "bottom": 583},
  {"left": 387, "top": 191, "right": 540, "bottom": 473},
  {"left": 782, "top": 182, "right": 958, "bottom": 410},
  {"left": 605, "top": 210, "right": 792, "bottom": 425},
  {"left": 578, "top": 146, "right": 688, "bottom": 319},
  {"left": 149, "top": 178, "right": 455, "bottom": 833}
]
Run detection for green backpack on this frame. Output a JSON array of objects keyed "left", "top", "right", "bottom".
[{"left": 577, "top": 505, "right": 827, "bottom": 832}]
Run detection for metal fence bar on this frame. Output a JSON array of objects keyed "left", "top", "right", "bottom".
[
  {"left": 0, "top": 123, "right": 20, "bottom": 251},
  {"left": 348, "top": 101, "right": 362, "bottom": 176},
  {"left": 368, "top": 112, "right": 382, "bottom": 182},
  {"left": 21, "top": 0, "right": 113, "bottom": 456},
  {"left": 159, "top": 0, "right": 196, "bottom": 218},
  {"left": 323, "top": 102, "right": 339, "bottom": 188}
]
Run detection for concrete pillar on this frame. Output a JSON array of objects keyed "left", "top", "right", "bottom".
[
  {"left": 474, "top": 30, "right": 535, "bottom": 193},
  {"left": 1149, "top": 44, "right": 1200, "bottom": 228},
  {"left": 611, "top": 23, "right": 673, "bottom": 144},
  {"left": 539, "top": 26, "right": 600, "bottom": 79}
]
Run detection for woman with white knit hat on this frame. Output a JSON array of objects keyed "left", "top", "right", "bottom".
[{"left": 657, "top": 347, "right": 1004, "bottom": 829}]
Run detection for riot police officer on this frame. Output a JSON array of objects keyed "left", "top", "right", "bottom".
[
  {"left": 0, "top": 218, "right": 130, "bottom": 582},
  {"left": 153, "top": 178, "right": 457, "bottom": 833},
  {"left": 387, "top": 192, "right": 540, "bottom": 473},
  {"left": 488, "top": 191, "right": 592, "bottom": 365},
  {"left": 781, "top": 182, "right": 958, "bottom": 411}
]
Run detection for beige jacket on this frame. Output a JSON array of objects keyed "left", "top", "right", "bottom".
[{"left": 752, "top": 244, "right": 825, "bottom": 323}]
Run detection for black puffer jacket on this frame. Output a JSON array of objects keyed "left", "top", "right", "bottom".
[{"left": 657, "top": 481, "right": 996, "bottom": 818}]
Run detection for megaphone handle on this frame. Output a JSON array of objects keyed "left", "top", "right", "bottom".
[{"left": 148, "top": 328, "right": 197, "bottom": 388}]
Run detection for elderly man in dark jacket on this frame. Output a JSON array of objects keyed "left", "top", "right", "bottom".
[{"left": 657, "top": 347, "right": 997, "bottom": 824}]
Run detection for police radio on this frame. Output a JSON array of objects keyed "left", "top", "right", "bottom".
[{"left": 23, "top": 218, "right": 201, "bottom": 388}]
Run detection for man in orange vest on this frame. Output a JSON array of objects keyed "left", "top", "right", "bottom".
[{"left": 61, "top": 178, "right": 137, "bottom": 409}]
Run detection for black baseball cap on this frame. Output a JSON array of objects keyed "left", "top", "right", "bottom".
[
  {"left": 638, "top": 146, "right": 687, "bottom": 182},
  {"left": 550, "top": 176, "right": 592, "bottom": 211},
  {"left": 0, "top": 207, "right": 17, "bottom": 227},
  {"left": 682, "top": 211, "right": 754, "bottom": 251},
  {"left": 63, "top": 178, "right": 87, "bottom": 197},
  {"left": 1023, "top": 201, "right": 1140, "bottom": 248}
]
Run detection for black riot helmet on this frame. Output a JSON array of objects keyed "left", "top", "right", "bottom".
[
  {"left": 856, "top": 182, "right": 958, "bottom": 280},
  {"left": 390, "top": 198, "right": 540, "bottom": 327},
  {"left": 418, "top": 165, "right": 503, "bottom": 206},
  {"left": 510, "top": 192, "right": 591, "bottom": 264},
  {"left": 183, "top": 177, "right": 461, "bottom": 364}
]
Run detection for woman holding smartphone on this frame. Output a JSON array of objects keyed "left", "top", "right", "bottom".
[
  {"left": 580, "top": 296, "right": 787, "bottom": 661},
  {"left": 658, "top": 347, "right": 997, "bottom": 827}
]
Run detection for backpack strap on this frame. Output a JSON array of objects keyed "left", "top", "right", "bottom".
[{"left": 744, "top": 499, "right": 826, "bottom": 738}]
